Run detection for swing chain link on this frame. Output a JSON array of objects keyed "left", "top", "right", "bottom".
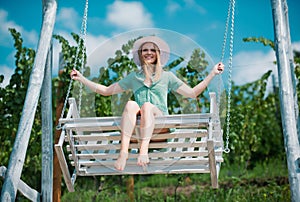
[
  {"left": 224, "top": 0, "right": 235, "bottom": 154},
  {"left": 217, "top": 0, "right": 233, "bottom": 109},
  {"left": 219, "top": 0, "right": 235, "bottom": 153},
  {"left": 56, "top": 79, "right": 74, "bottom": 130},
  {"left": 78, "top": 0, "right": 89, "bottom": 115},
  {"left": 220, "top": 0, "right": 232, "bottom": 63},
  {"left": 56, "top": 0, "right": 89, "bottom": 130}
]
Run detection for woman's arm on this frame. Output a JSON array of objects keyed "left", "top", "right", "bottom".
[
  {"left": 70, "top": 69, "right": 124, "bottom": 96},
  {"left": 176, "top": 62, "right": 224, "bottom": 98}
]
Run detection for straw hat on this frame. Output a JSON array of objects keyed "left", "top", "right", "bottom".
[{"left": 132, "top": 36, "right": 170, "bottom": 67}]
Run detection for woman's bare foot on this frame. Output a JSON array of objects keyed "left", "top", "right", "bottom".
[
  {"left": 114, "top": 151, "right": 128, "bottom": 171},
  {"left": 137, "top": 154, "right": 149, "bottom": 168}
]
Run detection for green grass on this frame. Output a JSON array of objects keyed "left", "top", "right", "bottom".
[{"left": 61, "top": 158, "right": 290, "bottom": 202}]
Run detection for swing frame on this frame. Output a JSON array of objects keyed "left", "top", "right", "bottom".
[{"left": 55, "top": 0, "right": 236, "bottom": 193}]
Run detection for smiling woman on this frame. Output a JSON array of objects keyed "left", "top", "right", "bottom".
[{"left": 83, "top": 28, "right": 225, "bottom": 116}]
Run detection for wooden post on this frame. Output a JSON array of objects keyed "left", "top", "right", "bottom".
[
  {"left": 126, "top": 176, "right": 135, "bottom": 202},
  {"left": 53, "top": 52, "right": 65, "bottom": 201},
  {"left": 0, "top": 0, "right": 57, "bottom": 201},
  {"left": 282, "top": 1, "right": 300, "bottom": 144},
  {"left": 207, "top": 140, "right": 218, "bottom": 188},
  {"left": 270, "top": 0, "right": 300, "bottom": 201},
  {"left": 41, "top": 42, "right": 53, "bottom": 201}
]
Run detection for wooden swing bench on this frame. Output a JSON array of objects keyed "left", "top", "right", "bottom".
[{"left": 55, "top": 92, "right": 224, "bottom": 192}]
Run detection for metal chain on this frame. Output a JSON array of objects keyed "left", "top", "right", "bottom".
[
  {"left": 56, "top": 0, "right": 89, "bottom": 130},
  {"left": 78, "top": 0, "right": 89, "bottom": 115},
  {"left": 220, "top": 0, "right": 233, "bottom": 63},
  {"left": 56, "top": 79, "right": 74, "bottom": 130},
  {"left": 217, "top": 0, "right": 233, "bottom": 108},
  {"left": 224, "top": 0, "right": 235, "bottom": 153}
]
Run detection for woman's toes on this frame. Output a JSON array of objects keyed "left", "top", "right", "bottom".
[
  {"left": 114, "top": 151, "right": 128, "bottom": 171},
  {"left": 137, "top": 154, "right": 149, "bottom": 166}
]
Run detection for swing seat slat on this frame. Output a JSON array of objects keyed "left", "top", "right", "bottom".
[
  {"left": 78, "top": 163, "right": 212, "bottom": 176},
  {"left": 71, "top": 150, "right": 223, "bottom": 160},
  {"left": 55, "top": 92, "right": 223, "bottom": 192},
  {"left": 67, "top": 141, "right": 222, "bottom": 151},
  {"left": 62, "top": 115, "right": 210, "bottom": 132},
  {"left": 71, "top": 129, "right": 208, "bottom": 141}
]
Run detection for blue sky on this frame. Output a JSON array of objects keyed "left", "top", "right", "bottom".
[{"left": 0, "top": 0, "right": 299, "bottom": 89}]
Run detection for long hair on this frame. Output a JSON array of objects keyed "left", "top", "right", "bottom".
[{"left": 138, "top": 43, "right": 162, "bottom": 82}]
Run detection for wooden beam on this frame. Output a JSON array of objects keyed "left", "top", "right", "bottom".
[
  {"left": 41, "top": 36, "right": 53, "bottom": 202},
  {"left": 0, "top": 166, "right": 41, "bottom": 201},
  {"left": 0, "top": 0, "right": 57, "bottom": 201},
  {"left": 207, "top": 140, "right": 218, "bottom": 188},
  {"left": 54, "top": 130, "right": 75, "bottom": 192},
  {"left": 271, "top": 0, "right": 300, "bottom": 200}
]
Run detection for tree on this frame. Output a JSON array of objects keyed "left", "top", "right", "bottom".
[
  {"left": 224, "top": 71, "right": 284, "bottom": 167},
  {"left": 0, "top": 28, "right": 42, "bottom": 197},
  {"left": 168, "top": 48, "right": 211, "bottom": 114},
  {"left": 224, "top": 36, "right": 299, "bottom": 168}
]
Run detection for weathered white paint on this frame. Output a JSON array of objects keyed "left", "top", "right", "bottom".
[
  {"left": 271, "top": 0, "right": 300, "bottom": 201},
  {"left": 0, "top": 0, "right": 57, "bottom": 201}
]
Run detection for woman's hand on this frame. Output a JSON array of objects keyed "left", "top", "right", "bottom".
[
  {"left": 70, "top": 69, "right": 83, "bottom": 81},
  {"left": 212, "top": 62, "right": 224, "bottom": 75}
]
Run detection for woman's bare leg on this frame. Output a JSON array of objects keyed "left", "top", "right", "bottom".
[
  {"left": 137, "top": 102, "right": 163, "bottom": 167},
  {"left": 114, "top": 101, "right": 140, "bottom": 171}
]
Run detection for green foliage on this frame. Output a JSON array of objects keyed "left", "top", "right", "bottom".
[
  {"left": 95, "top": 38, "right": 138, "bottom": 116},
  {"left": 230, "top": 36, "right": 300, "bottom": 169},
  {"left": 61, "top": 159, "right": 289, "bottom": 202},
  {"left": 294, "top": 50, "right": 300, "bottom": 108},
  {"left": 167, "top": 49, "right": 211, "bottom": 114},
  {"left": 52, "top": 33, "right": 91, "bottom": 117},
  {"left": 243, "top": 37, "right": 275, "bottom": 50},
  {"left": 226, "top": 70, "right": 284, "bottom": 167},
  {"left": 0, "top": 28, "right": 42, "bottom": 192}
]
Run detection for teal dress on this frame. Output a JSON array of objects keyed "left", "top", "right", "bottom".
[{"left": 118, "top": 70, "right": 184, "bottom": 115}]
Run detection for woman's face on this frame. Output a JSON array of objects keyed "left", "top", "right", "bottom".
[{"left": 141, "top": 42, "right": 158, "bottom": 64}]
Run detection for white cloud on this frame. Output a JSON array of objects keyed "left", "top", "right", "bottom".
[
  {"left": 0, "top": 10, "right": 18, "bottom": 47},
  {"left": 166, "top": 1, "right": 181, "bottom": 15},
  {"left": 165, "top": 0, "right": 206, "bottom": 16},
  {"left": 0, "top": 9, "right": 38, "bottom": 47},
  {"left": 205, "top": 23, "right": 218, "bottom": 31},
  {"left": 0, "top": 9, "right": 39, "bottom": 87},
  {"left": 183, "top": 0, "right": 206, "bottom": 14},
  {"left": 292, "top": 41, "right": 300, "bottom": 51},
  {"left": 231, "top": 40, "right": 300, "bottom": 87},
  {"left": 232, "top": 50, "right": 277, "bottom": 86},
  {"left": 56, "top": 7, "right": 80, "bottom": 32},
  {"left": 106, "top": 1, "right": 154, "bottom": 30},
  {"left": 86, "top": 32, "right": 136, "bottom": 76},
  {"left": 0, "top": 65, "right": 14, "bottom": 87},
  {"left": 85, "top": 34, "right": 110, "bottom": 70}
]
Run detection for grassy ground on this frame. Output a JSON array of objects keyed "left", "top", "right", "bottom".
[{"left": 61, "top": 159, "right": 290, "bottom": 202}]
